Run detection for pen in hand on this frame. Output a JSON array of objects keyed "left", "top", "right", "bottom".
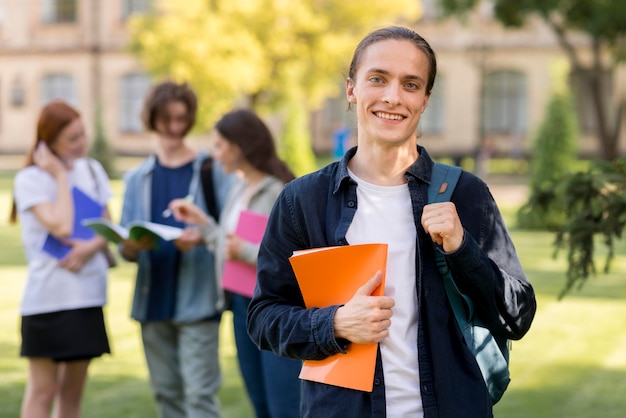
[{"left": 162, "top": 195, "right": 193, "bottom": 218}]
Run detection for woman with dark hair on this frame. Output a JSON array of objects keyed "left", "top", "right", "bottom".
[
  {"left": 10, "top": 100, "right": 112, "bottom": 418},
  {"left": 168, "top": 108, "right": 301, "bottom": 418}
]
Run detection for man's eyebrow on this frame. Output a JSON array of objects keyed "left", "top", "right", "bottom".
[
  {"left": 366, "top": 67, "right": 390, "bottom": 75},
  {"left": 365, "top": 67, "right": 425, "bottom": 83}
]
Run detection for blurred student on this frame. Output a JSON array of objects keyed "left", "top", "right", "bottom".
[
  {"left": 169, "top": 108, "right": 301, "bottom": 418},
  {"left": 10, "top": 100, "right": 112, "bottom": 418},
  {"left": 118, "top": 81, "right": 233, "bottom": 418}
]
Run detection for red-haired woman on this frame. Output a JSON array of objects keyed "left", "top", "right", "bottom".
[{"left": 10, "top": 100, "right": 112, "bottom": 418}]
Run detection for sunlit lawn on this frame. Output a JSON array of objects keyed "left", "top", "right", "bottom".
[{"left": 1, "top": 173, "right": 625, "bottom": 417}]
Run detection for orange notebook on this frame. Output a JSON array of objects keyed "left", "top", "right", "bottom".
[{"left": 289, "top": 243, "right": 388, "bottom": 392}]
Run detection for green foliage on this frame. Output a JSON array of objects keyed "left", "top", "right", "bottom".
[
  {"left": 128, "top": 0, "right": 421, "bottom": 128},
  {"left": 441, "top": 0, "right": 626, "bottom": 43},
  {"left": 127, "top": 0, "right": 421, "bottom": 172},
  {"left": 493, "top": 0, "right": 626, "bottom": 43},
  {"left": 89, "top": 105, "right": 116, "bottom": 178},
  {"left": 517, "top": 61, "right": 578, "bottom": 230},
  {"left": 280, "top": 101, "right": 317, "bottom": 176},
  {"left": 552, "top": 157, "right": 626, "bottom": 298}
]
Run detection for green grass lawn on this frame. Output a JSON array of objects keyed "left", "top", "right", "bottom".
[{"left": 1, "top": 175, "right": 626, "bottom": 417}]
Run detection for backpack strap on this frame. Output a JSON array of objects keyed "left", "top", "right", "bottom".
[
  {"left": 427, "top": 163, "right": 474, "bottom": 321},
  {"left": 200, "top": 156, "right": 220, "bottom": 222},
  {"left": 428, "top": 162, "right": 462, "bottom": 204},
  {"left": 428, "top": 162, "right": 511, "bottom": 404}
]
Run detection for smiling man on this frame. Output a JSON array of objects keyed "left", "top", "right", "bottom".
[{"left": 247, "top": 26, "right": 536, "bottom": 418}]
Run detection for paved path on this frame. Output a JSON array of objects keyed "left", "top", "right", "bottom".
[{"left": 485, "top": 176, "right": 528, "bottom": 207}]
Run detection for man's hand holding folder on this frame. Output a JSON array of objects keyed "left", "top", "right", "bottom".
[
  {"left": 288, "top": 243, "right": 388, "bottom": 392},
  {"left": 333, "top": 270, "right": 394, "bottom": 344}
]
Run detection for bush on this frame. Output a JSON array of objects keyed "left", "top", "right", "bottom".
[
  {"left": 89, "top": 105, "right": 116, "bottom": 178},
  {"left": 552, "top": 157, "right": 626, "bottom": 298},
  {"left": 517, "top": 61, "right": 578, "bottom": 230}
]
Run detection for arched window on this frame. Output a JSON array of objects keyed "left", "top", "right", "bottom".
[
  {"left": 482, "top": 70, "right": 526, "bottom": 134},
  {"left": 119, "top": 73, "right": 151, "bottom": 133}
]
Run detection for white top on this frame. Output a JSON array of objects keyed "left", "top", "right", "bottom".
[
  {"left": 346, "top": 169, "right": 423, "bottom": 417},
  {"left": 13, "top": 158, "right": 112, "bottom": 316}
]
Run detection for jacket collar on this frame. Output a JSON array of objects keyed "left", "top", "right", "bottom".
[{"left": 332, "top": 145, "right": 435, "bottom": 194}]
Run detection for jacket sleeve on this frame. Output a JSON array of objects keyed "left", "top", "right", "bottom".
[
  {"left": 247, "top": 184, "right": 349, "bottom": 360},
  {"left": 444, "top": 173, "right": 536, "bottom": 340}
]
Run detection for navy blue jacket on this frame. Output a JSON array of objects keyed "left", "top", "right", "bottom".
[{"left": 248, "top": 146, "right": 536, "bottom": 417}]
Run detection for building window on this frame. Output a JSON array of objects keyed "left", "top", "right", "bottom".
[
  {"left": 420, "top": 0, "right": 442, "bottom": 21},
  {"left": 482, "top": 70, "right": 527, "bottom": 134},
  {"left": 120, "top": 73, "right": 151, "bottom": 133},
  {"left": 42, "top": 0, "right": 77, "bottom": 24},
  {"left": 122, "top": 0, "right": 152, "bottom": 20},
  {"left": 41, "top": 74, "right": 76, "bottom": 106},
  {"left": 11, "top": 79, "right": 26, "bottom": 107},
  {"left": 420, "top": 75, "right": 445, "bottom": 136}
]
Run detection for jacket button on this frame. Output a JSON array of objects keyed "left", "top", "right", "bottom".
[
  {"left": 374, "top": 378, "right": 381, "bottom": 386},
  {"left": 347, "top": 201, "right": 355, "bottom": 208}
]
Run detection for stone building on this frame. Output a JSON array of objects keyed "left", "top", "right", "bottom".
[{"left": 1, "top": 0, "right": 624, "bottom": 162}]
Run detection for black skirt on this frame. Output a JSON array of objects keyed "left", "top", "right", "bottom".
[{"left": 21, "top": 307, "right": 111, "bottom": 362}]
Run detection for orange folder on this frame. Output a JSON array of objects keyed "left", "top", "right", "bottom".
[{"left": 288, "top": 243, "right": 388, "bottom": 392}]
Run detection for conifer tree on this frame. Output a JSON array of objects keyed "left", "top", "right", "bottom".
[{"left": 517, "top": 60, "right": 578, "bottom": 230}]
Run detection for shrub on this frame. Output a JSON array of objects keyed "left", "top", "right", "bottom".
[{"left": 517, "top": 60, "right": 578, "bottom": 230}]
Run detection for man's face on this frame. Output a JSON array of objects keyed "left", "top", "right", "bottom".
[
  {"left": 154, "top": 101, "right": 190, "bottom": 141},
  {"left": 346, "top": 39, "right": 431, "bottom": 148}
]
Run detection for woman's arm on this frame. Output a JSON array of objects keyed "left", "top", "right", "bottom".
[{"left": 30, "top": 143, "right": 73, "bottom": 237}]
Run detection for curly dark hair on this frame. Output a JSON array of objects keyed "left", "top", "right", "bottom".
[{"left": 141, "top": 80, "right": 197, "bottom": 136}]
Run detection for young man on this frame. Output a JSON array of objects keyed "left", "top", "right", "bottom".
[
  {"left": 119, "top": 81, "right": 233, "bottom": 418},
  {"left": 247, "top": 26, "right": 536, "bottom": 417}
]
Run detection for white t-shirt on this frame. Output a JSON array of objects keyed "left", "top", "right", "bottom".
[
  {"left": 346, "top": 169, "right": 423, "bottom": 417},
  {"left": 13, "top": 158, "right": 112, "bottom": 316}
]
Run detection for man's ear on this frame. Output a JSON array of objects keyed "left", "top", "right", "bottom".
[
  {"left": 420, "top": 94, "right": 431, "bottom": 113},
  {"left": 346, "top": 77, "right": 357, "bottom": 104}
]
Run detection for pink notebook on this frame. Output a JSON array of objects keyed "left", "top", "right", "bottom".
[{"left": 221, "top": 210, "right": 269, "bottom": 298}]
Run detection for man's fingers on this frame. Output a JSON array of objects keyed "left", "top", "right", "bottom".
[{"left": 355, "top": 270, "right": 383, "bottom": 296}]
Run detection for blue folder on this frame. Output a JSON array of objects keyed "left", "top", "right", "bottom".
[{"left": 42, "top": 186, "right": 104, "bottom": 259}]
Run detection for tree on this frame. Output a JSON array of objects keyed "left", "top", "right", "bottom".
[
  {"left": 89, "top": 104, "right": 116, "bottom": 178},
  {"left": 517, "top": 60, "right": 578, "bottom": 230},
  {"left": 440, "top": 0, "right": 626, "bottom": 160},
  {"left": 549, "top": 156, "right": 626, "bottom": 298},
  {"left": 128, "top": 0, "right": 421, "bottom": 175}
]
